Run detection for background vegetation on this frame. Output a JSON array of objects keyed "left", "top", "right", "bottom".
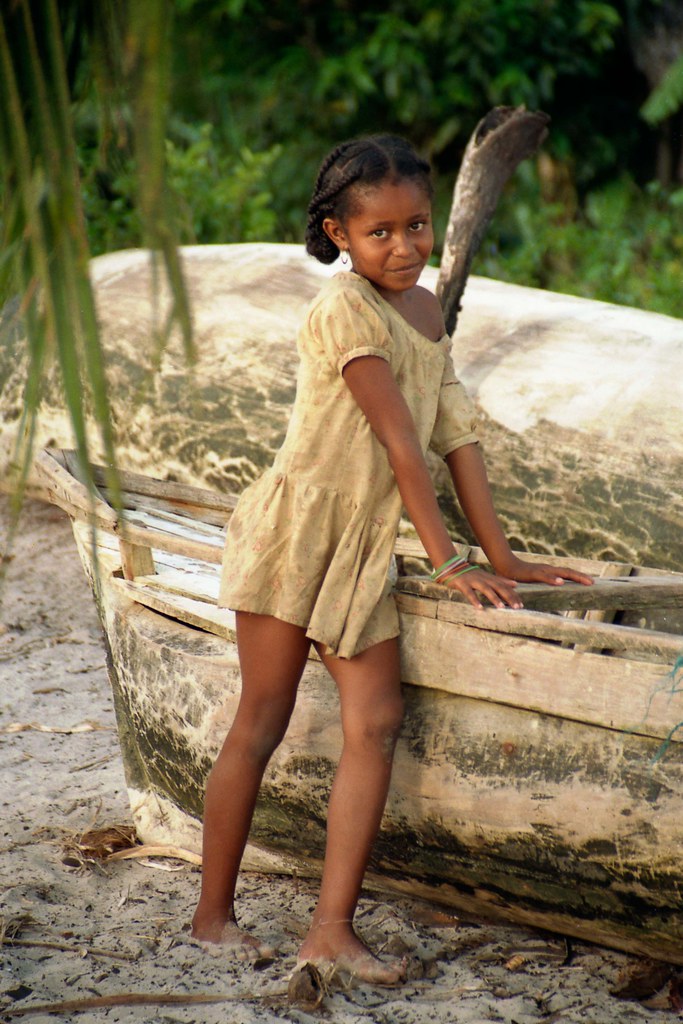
[{"left": 78, "top": 0, "right": 683, "bottom": 316}]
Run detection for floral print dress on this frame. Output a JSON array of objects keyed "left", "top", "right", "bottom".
[{"left": 218, "top": 271, "right": 478, "bottom": 659}]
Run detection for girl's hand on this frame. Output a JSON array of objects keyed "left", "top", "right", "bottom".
[
  {"left": 444, "top": 567, "right": 523, "bottom": 610},
  {"left": 500, "top": 556, "right": 594, "bottom": 588}
]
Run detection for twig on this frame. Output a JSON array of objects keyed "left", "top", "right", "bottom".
[
  {"left": 68, "top": 755, "right": 112, "bottom": 773},
  {"left": 107, "top": 843, "right": 202, "bottom": 866},
  {"left": 3, "top": 989, "right": 284, "bottom": 1017},
  {"left": 3, "top": 938, "right": 137, "bottom": 962},
  {"left": 1, "top": 720, "right": 108, "bottom": 734}
]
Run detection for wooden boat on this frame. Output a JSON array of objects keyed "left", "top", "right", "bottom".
[
  {"left": 3, "top": 244, "right": 683, "bottom": 571},
  {"left": 35, "top": 448, "right": 683, "bottom": 965}
]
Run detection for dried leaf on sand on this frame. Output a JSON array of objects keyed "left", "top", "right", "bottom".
[{"left": 60, "top": 823, "right": 137, "bottom": 868}]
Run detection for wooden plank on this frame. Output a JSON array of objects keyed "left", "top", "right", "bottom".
[
  {"left": 112, "top": 578, "right": 235, "bottom": 640},
  {"left": 113, "top": 570, "right": 683, "bottom": 742},
  {"left": 393, "top": 592, "right": 438, "bottom": 619},
  {"left": 399, "top": 612, "right": 683, "bottom": 743},
  {"left": 33, "top": 450, "right": 118, "bottom": 529},
  {"left": 117, "top": 520, "right": 223, "bottom": 564},
  {"left": 430, "top": 597, "right": 683, "bottom": 661},
  {"left": 89, "top": 459, "right": 237, "bottom": 513},
  {"left": 121, "top": 508, "right": 225, "bottom": 544},
  {"left": 561, "top": 561, "right": 633, "bottom": 653},
  {"left": 398, "top": 574, "right": 683, "bottom": 611},
  {"left": 135, "top": 569, "right": 221, "bottom": 605},
  {"left": 127, "top": 504, "right": 227, "bottom": 539},
  {"left": 119, "top": 540, "right": 155, "bottom": 582},
  {"left": 391, "top": 538, "right": 650, "bottom": 579},
  {"left": 104, "top": 489, "right": 231, "bottom": 528}
]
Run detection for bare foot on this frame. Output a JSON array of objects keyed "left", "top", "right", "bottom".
[
  {"left": 298, "top": 921, "right": 406, "bottom": 986},
  {"left": 191, "top": 916, "right": 274, "bottom": 961}
]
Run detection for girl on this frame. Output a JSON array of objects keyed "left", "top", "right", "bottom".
[{"left": 191, "top": 134, "right": 592, "bottom": 983}]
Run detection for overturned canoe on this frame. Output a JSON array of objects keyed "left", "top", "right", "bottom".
[
  {"left": 35, "top": 448, "right": 683, "bottom": 965},
  {"left": 3, "top": 244, "right": 682, "bottom": 569}
]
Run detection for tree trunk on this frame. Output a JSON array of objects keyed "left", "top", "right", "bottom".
[
  {"left": 627, "top": 0, "right": 683, "bottom": 185},
  {"left": 437, "top": 106, "right": 550, "bottom": 335}
]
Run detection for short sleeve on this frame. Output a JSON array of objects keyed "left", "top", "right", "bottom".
[
  {"left": 307, "top": 278, "right": 393, "bottom": 375},
  {"left": 429, "top": 348, "right": 479, "bottom": 457}
]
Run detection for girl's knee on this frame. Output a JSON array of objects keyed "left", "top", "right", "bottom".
[
  {"left": 223, "top": 702, "right": 295, "bottom": 765},
  {"left": 345, "top": 692, "right": 404, "bottom": 750}
]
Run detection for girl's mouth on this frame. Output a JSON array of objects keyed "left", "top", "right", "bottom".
[{"left": 390, "top": 264, "right": 420, "bottom": 275}]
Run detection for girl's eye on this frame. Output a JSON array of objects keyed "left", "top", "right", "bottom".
[
  {"left": 371, "top": 229, "right": 387, "bottom": 238},
  {"left": 410, "top": 221, "right": 426, "bottom": 231}
]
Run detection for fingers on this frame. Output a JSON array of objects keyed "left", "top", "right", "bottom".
[
  {"left": 531, "top": 565, "right": 594, "bottom": 586},
  {"left": 446, "top": 569, "right": 523, "bottom": 610},
  {"left": 559, "top": 568, "right": 594, "bottom": 586}
]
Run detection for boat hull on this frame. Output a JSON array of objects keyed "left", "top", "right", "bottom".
[
  {"left": 3, "top": 244, "right": 682, "bottom": 569},
  {"left": 76, "top": 527, "right": 683, "bottom": 965}
]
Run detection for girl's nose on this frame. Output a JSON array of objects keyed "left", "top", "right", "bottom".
[{"left": 393, "top": 233, "right": 412, "bottom": 255}]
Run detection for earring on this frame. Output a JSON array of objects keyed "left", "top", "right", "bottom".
[{"left": 340, "top": 249, "right": 349, "bottom": 265}]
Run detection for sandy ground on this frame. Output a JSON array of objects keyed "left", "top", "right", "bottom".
[{"left": 1, "top": 495, "right": 682, "bottom": 1024}]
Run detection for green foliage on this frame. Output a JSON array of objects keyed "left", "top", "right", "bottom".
[
  {"left": 165, "top": 127, "right": 280, "bottom": 244},
  {"left": 474, "top": 168, "right": 683, "bottom": 316},
  {"left": 641, "top": 54, "right": 683, "bottom": 125},
  {"left": 80, "top": 123, "right": 280, "bottom": 254},
  {"left": 171, "top": 0, "right": 637, "bottom": 239}
]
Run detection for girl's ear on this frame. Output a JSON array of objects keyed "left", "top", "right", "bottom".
[{"left": 322, "top": 217, "right": 347, "bottom": 250}]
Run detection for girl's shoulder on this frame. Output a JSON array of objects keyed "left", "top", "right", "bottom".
[
  {"left": 299, "top": 273, "right": 394, "bottom": 362},
  {"left": 409, "top": 285, "right": 448, "bottom": 342},
  {"left": 307, "top": 271, "right": 386, "bottom": 320}
]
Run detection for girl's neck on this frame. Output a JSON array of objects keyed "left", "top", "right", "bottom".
[{"left": 351, "top": 269, "right": 416, "bottom": 312}]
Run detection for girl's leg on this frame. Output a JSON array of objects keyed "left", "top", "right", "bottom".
[
  {"left": 191, "top": 612, "right": 310, "bottom": 953},
  {"left": 298, "top": 636, "right": 406, "bottom": 984}
]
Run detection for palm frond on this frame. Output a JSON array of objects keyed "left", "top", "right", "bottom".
[{"left": 0, "top": 0, "right": 192, "bottom": 519}]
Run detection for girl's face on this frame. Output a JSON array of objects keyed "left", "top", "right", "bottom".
[{"left": 323, "top": 178, "right": 433, "bottom": 297}]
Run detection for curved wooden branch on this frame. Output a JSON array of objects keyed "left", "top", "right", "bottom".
[{"left": 437, "top": 106, "right": 550, "bottom": 335}]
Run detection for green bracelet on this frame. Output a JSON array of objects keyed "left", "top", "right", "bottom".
[{"left": 430, "top": 554, "right": 467, "bottom": 581}]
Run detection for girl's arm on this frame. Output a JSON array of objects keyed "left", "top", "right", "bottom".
[
  {"left": 445, "top": 442, "right": 593, "bottom": 586},
  {"left": 342, "top": 356, "right": 522, "bottom": 610}
]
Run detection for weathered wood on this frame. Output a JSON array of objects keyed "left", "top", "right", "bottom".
[
  {"left": 88, "top": 461, "right": 237, "bottom": 513},
  {"left": 562, "top": 561, "right": 633, "bottom": 653},
  {"left": 400, "top": 574, "right": 683, "bottom": 611},
  {"left": 437, "top": 106, "right": 551, "bottom": 334},
  {"left": 394, "top": 536, "right": 643, "bottom": 579},
  {"left": 80, "top": 530, "right": 683, "bottom": 966},
  {"left": 36, "top": 449, "right": 683, "bottom": 964},
  {"left": 394, "top": 592, "right": 683, "bottom": 660},
  {"left": 399, "top": 611, "right": 682, "bottom": 742},
  {"left": 135, "top": 568, "right": 220, "bottom": 605},
  {"left": 116, "top": 521, "right": 223, "bottom": 564},
  {"left": 32, "top": 450, "right": 117, "bottom": 530},
  {"left": 119, "top": 540, "right": 155, "bottom": 582},
  {"left": 110, "top": 573, "right": 683, "bottom": 741},
  {"left": 6, "top": 247, "right": 682, "bottom": 572},
  {"left": 112, "top": 578, "right": 234, "bottom": 640},
  {"left": 120, "top": 562, "right": 683, "bottom": 662},
  {"left": 107, "top": 489, "right": 231, "bottom": 528},
  {"left": 122, "top": 505, "right": 226, "bottom": 541}
]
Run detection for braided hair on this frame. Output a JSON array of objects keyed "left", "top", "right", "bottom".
[{"left": 305, "top": 135, "right": 433, "bottom": 265}]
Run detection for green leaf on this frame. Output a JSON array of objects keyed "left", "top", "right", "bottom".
[{"left": 641, "top": 54, "right": 683, "bottom": 126}]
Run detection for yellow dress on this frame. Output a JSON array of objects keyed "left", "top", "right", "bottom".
[{"left": 218, "top": 271, "right": 478, "bottom": 658}]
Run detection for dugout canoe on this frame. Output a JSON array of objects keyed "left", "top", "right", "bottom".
[
  {"left": 35, "top": 448, "right": 683, "bottom": 965},
  {"left": 3, "top": 244, "right": 683, "bottom": 571}
]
